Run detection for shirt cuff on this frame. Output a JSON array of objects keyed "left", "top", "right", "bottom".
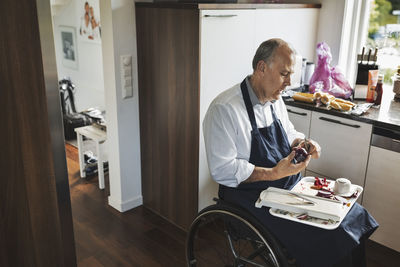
[
  {"left": 235, "top": 160, "right": 255, "bottom": 184},
  {"left": 287, "top": 131, "right": 305, "bottom": 145}
]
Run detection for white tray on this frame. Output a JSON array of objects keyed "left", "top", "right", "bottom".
[{"left": 255, "top": 176, "right": 363, "bottom": 230}]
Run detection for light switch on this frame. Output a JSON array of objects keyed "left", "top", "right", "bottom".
[
  {"left": 122, "top": 86, "right": 133, "bottom": 99},
  {"left": 121, "top": 55, "right": 132, "bottom": 66},
  {"left": 122, "top": 67, "right": 132, "bottom": 77},
  {"left": 123, "top": 78, "right": 132, "bottom": 87},
  {"left": 121, "top": 54, "right": 133, "bottom": 99}
]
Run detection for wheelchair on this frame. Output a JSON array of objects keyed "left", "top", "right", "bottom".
[{"left": 186, "top": 198, "right": 295, "bottom": 267}]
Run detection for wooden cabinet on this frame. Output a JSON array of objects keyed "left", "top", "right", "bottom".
[
  {"left": 308, "top": 112, "right": 372, "bottom": 187},
  {"left": 136, "top": 3, "right": 321, "bottom": 230},
  {"left": 136, "top": 5, "right": 200, "bottom": 230}
]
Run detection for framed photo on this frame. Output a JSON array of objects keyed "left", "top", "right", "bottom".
[
  {"left": 77, "top": 0, "right": 101, "bottom": 44},
  {"left": 59, "top": 26, "right": 78, "bottom": 69}
]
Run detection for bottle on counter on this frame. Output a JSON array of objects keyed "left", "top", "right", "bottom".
[
  {"left": 374, "top": 74, "right": 384, "bottom": 105},
  {"left": 393, "top": 66, "right": 400, "bottom": 101},
  {"left": 366, "top": 69, "right": 379, "bottom": 103}
]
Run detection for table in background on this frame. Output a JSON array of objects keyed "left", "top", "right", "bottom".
[{"left": 74, "top": 125, "right": 107, "bottom": 189}]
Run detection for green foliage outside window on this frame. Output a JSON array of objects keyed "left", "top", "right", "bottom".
[
  {"left": 366, "top": 0, "right": 400, "bottom": 84},
  {"left": 368, "top": 0, "right": 397, "bottom": 39}
]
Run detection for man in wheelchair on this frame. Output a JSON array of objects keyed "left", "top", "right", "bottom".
[{"left": 197, "top": 39, "right": 378, "bottom": 267}]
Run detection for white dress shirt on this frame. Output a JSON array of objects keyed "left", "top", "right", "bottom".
[{"left": 203, "top": 78, "right": 305, "bottom": 188}]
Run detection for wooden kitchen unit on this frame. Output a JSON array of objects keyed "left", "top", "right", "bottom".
[
  {"left": 136, "top": 2, "right": 321, "bottom": 230},
  {"left": 136, "top": 5, "right": 200, "bottom": 230}
]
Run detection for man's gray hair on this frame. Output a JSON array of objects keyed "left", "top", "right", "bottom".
[{"left": 252, "top": 38, "right": 293, "bottom": 70}]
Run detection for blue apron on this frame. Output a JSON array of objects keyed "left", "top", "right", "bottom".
[{"left": 218, "top": 79, "right": 378, "bottom": 267}]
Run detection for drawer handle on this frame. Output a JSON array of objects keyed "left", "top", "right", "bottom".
[
  {"left": 319, "top": 117, "right": 361, "bottom": 128},
  {"left": 287, "top": 109, "right": 307, "bottom": 116},
  {"left": 203, "top": 14, "right": 238, "bottom": 18}
]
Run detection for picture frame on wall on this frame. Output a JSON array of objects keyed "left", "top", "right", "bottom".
[
  {"left": 77, "top": 0, "right": 101, "bottom": 44},
  {"left": 59, "top": 26, "right": 78, "bottom": 69}
]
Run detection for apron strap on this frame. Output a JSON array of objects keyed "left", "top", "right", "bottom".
[
  {"left": 240, "top": 79, "right": 258, "bottom": 132},
  {"left": 270, "top": 104, "right": 278, "bottom": 121}
]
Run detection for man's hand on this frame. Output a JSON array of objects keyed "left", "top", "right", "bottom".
[
  {"left": 291, "top": 138, "right": 321, "bottom": 159},
  {"left": 272, "top": 150, "right": 311, "bottom": 178},
  {"left": 244, "top": 150, "right": 311, "bottom": 183}
]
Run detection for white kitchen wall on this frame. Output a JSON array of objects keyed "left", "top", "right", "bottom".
[
  {"left": 52, "top": 0, "right": 105, "bottom": 111},
  {"left": 294, "top": 0, "right": 368, "bottom": 85}
]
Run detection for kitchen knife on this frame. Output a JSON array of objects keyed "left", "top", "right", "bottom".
[
  {"left": 367, "top": 48, "right": 372, "bottom": 65},
  {"left": 360, "top": 47, "right": 365, "bottom": 64},
  {"left": 373, "top": 48, "right": 378, "bottom": 66}
]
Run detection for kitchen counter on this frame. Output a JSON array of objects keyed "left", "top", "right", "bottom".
[{"left": 284, "top": 87, "right": 400, "bottom": 131}]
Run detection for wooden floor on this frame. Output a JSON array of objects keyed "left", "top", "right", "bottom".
[
  {"left": 65, "top": 143, "right": 400, "bottom": 267},
  {"left": 65, "top": 143, "right": 187, "bottom": 266}
]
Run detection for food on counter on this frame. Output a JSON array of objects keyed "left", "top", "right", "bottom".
[
  {"left": 291, "top": 91, "right": 356, "bottom": 112},
  {"left": 292, "top": 92, "right": 314, "bottom": 103},
  {"left": 329, "top": 100, "right": 353, "bottom": 111},
  {"left": 314, "top": 91, "right": 335, "bottom": 105},
  {"left": 294, "top": 147, "right": 308, "bottom": 163},
  {"left": 313, "top": 91, "right": 356, "bottom": 112},
  {"left": 335, "top": 98, "right": 356, "bottom": 107}
]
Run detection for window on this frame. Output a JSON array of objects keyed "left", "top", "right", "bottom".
[{"left": 365, "top": 0, "right": 400, "bottom": 84}]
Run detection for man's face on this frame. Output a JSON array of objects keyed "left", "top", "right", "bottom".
[{"left": 259, "top": 46, "right": 294, "bottom": 101}]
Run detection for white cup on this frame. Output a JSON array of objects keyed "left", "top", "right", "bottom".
[{"left": 334, "top": 178, "right": 352, "bottom": 195}]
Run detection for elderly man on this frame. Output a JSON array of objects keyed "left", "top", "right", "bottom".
[{"left": 203, "top": 38, "right": 378, "bottom": 267}]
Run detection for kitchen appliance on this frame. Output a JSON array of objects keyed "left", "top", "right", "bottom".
[
  {"left": 303, "top": 62, "right": 315, "bottom": 87},
  {"left": 362, "top": 126, "right": 400, "bottom": 251},
  {"left": 286, "top": 54, "right": 303, "bottom": 90}
]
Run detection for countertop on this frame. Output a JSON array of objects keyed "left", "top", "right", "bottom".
[{"left": 284, "top": 86, "right": 400, "bottom": 132}]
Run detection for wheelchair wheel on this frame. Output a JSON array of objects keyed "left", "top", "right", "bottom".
[{"left": 186, "top": 203, "right": 290, "bottom": 267}]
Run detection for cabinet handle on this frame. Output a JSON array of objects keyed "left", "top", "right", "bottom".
[
  {"left": 287, "top": 109, "right": 307, "bottom": 116},
  {"left": 319, "top": 117, "right": 361, "bottom": 128},
  {"left": 203, "top": 14, "right": 238, "bottom": 18}
]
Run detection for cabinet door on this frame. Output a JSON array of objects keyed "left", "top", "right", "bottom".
[
  {"left": 286, "top": 106, "right": 311, "bottom": 138},
  {"left": 363, "top": 146, "right": 400, "bottom": 252},
  {"left": 308, "top": 112, "right": 372, "bottom": 187},
  {"left": 200, "top": 9, "right": 255, "bottom": 109},
  {"left": 199, "top": 9, "right": 256, "bottom": 210},
  {"left": 254, "top": 9, "right": 319, "bottom": 63}
]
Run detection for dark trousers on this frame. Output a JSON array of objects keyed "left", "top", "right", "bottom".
[{"left": 334, "top": 237, "right": 366, "bottom": 267}]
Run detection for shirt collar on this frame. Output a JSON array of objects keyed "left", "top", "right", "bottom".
[{"left": 245, "top": 76, "right": 274, "bottom": 107}]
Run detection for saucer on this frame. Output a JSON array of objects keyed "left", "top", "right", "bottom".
[{"left": 334, "top": 186, "right": 358, "bottom": 197}]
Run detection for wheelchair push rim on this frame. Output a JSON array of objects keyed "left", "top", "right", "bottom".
[{"left": 186, "top": 205, "right": 285, "bottom": 267}]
